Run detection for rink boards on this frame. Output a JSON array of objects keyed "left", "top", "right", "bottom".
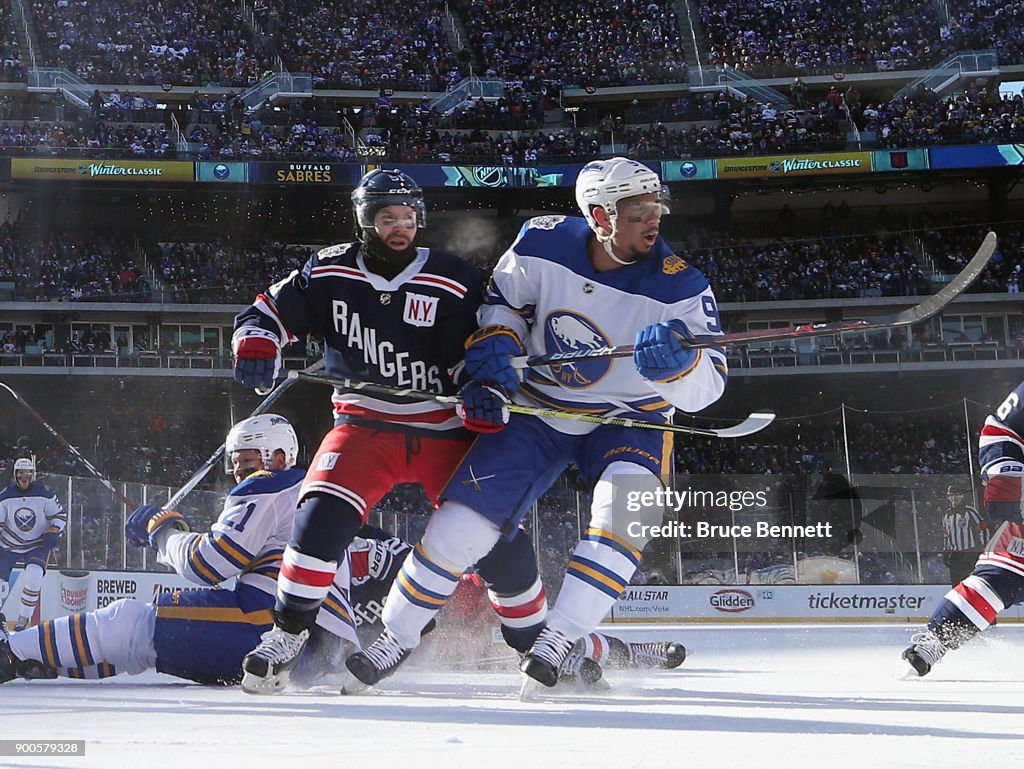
[{"left": 9, "top": 567, "right": 1024, "bottom": 624}]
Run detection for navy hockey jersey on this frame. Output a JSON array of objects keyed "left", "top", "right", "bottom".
[
  {"left": 979, "top": 380, "right": 1024, "bottom": 504},
  {"left": 236, "top": 243, "right": 483, "bottom": 434}
]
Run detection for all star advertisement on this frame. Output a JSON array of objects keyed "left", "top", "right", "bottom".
[
  {"left": 26, "top": 569, "right": 233, "bottom": 620},
  {"left": 381, "top": 164, "right": 577, "bottom": 188},
  {"left": 604, "top": 584, "right": 1024, "bottom": 623},
  {"left": 10, "top": 158, "right": 194, "bottom": 182}
]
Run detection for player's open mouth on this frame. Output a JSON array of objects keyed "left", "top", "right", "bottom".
[{"left": 643, "top": 233, "right": 658, "bottom": 246}]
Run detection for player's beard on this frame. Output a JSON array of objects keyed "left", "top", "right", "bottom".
[{"left": 361, "top": 231, "right": 416, "bottom": 279}]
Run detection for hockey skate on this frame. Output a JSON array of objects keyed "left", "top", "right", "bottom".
[
  {"left": 241, "top": 626, "right": 310, "bottom": 694},
  {"left": 629, "top": 641, "right": 687, "bottom": 669},
  {"left": 557, "top": 640, "right": 608, "bottom": 691},
  {"left": 0, "top": 614, "right": 13, "bottom": 683},
  {"left": 902, "top": 631, "right": 947, "bottom": 677},
  {"left": 13, "top": 617, "right": 29, "bottom": 632},
  {"left": 0, "top": 614, "right": 54, "bottom": 683},
  {"left": 345, "top": 629, "right": 412, "bottom": 685},
  {"left": 521, "top": 626, "right": 575, "bottom": 688}
]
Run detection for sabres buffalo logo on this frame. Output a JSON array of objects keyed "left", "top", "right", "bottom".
[
  {"left": 543, "top": 312, "right": 612, "bottom": 388},
  {"left": 13, "top": 507, "right": 36, "bottom": 531}
]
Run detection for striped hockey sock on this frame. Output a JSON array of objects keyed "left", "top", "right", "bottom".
[
  {"left": 488, "top": 576, "right": 547, "bottom": 653},
  {"left": 276, "top": 547, "right": 337, "bottom": 628},
  {"left": 548, "top": 528, "right": 641, "bottom": 640},
  {"left": 384, "top": 543, "right": 461, "bottom": 648},
  {"left": 10, "top": 615, "right": 114, "bottom": 677}
]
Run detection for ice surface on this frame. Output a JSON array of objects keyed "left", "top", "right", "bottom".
[{"left": 2, "top": 624, "right": 1023, "bottom": 769}]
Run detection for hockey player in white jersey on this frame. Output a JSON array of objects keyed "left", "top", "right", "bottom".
[
  {"left": 0, "top": 457, "right": 66, "bottom": 631},
  {"left": 349, "top": 157, "right": 727, "bottom": 687},
  {"left": 0, "top": 415, "right": 358, "bottom": 689}
]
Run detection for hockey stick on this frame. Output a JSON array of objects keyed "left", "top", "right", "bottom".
[
  {"left": 510, "top": 231, "right": 998, "bottom": 369},
  {"left": 163, "top": 358, "right": 325, "bottom": 510},
  {"left": 0, "top": 381, "right": 136, "bottom": 510},
  {"left": 289, "top": 370, "right": 775, "bottom": 438}
]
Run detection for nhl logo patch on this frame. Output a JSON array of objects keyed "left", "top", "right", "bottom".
[
  {"left": 662, "top": 254, "right": 688, "bottom": 275},
  {"left": 403, "top": 292, "right": 439, "bottom": 327}
]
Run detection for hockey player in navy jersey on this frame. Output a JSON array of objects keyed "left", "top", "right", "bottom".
[
  {"left": 349, "top": 157, "right": 726, "bottom": 688},
  {"left": 903, "top": 380, "right": 1024, "bottom": 676},
  {"left": 0, "top": 457, "right": 66, "bottom": 631},
  {"left": 0, "top": 415, "right": 359, "bottom": 689},
  {"left": 236, "top": 169, "right": 506, "bottom": 692}
]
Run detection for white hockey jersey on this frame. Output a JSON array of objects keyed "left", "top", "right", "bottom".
[
  {"left": 158, "top": 467, "right": 356, "bottom": 642},
  {"left": 484, "top": 215, "right": 728, "bottom": 433},
  {"left": 0, "top": 481, "right": 66, "bottom": 553}
]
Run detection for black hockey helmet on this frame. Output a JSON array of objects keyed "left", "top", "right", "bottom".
[{"left": 352, "top": 168, "right": 426, "bottom": 236}]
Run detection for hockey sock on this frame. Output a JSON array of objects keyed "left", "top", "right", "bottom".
[
  {"left": 383, "top": 501, "right": 501, "bottom": 649},
  {"left": 581, "top": 632, "right": 629, "bottom": 668},
  {"left": 546, "top": 528, "right": 641, "bottom": 641},
  {"left": 489, "top": 576, "right": 547, "bottom": 653},
  {"left": 277, "top": 496, "right": 361, "bottom": 632},
  {"left": 934, "top": 571, "right": 1015, "bottom": 645},
  {"left": 276, "top": 548, "right": 338, "bottom": 633},
  {"left": 476, "top": 529, "right": 547, "bottom": 653},
  {"left": 9, "top": 598, "right": 155, "bottom": 677},
  {"left": 16, "top": 563, "right": 44, "bottom": 624}
]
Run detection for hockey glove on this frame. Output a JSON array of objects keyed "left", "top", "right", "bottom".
[
  {"left": 464, "top": 325, "right": 524, "bottom": 393},
  {"left": 41, "top": 531, "right": 61, "bottom": 551},
  {"left": 125, "top": 504, "right": 190, "bottom": 548},
  {"left": 633, "top": 319, "right": 700, "bottom": 383},
  {"left": 232, "top": 326, "right": 282, "bottom": 392},
  {"left": 457, "top": 381, "right": 510, "bottom": 433}
]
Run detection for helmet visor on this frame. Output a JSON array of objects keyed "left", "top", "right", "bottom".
[{"left": 617, "top": 189, "right": 671, "bottom": 223}]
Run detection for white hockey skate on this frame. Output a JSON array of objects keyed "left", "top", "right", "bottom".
[{"left": 241, "top": 626, "right": 309, "bottom": 694}]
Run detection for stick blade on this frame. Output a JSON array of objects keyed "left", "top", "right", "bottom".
[
  {"left": 892, "top": 230, "right": 997, "bottom": 325},
  {"left": 706, "top": 411, "right": 776, "bottom": 438}
]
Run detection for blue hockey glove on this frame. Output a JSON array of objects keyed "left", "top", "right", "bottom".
[
  {"left": 125, "top": 504, "right": 190, "bottom": 548},
  {"left": 232, "top": 326, "right": 282, "bottom": 392},
  {"left": 464, "top": 325, "right": 524, "bottom": 393},
  {"left": 456, "top": 381, "right": 511, "bottom": 433},
  {"left": 42, "top": 531, "right": 61, "bottom": 551},
  {"left": 633, "top": 319, "right": 699, "bottom": 382}
]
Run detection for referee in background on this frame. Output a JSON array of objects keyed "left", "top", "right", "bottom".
[{"left": 941, "top": 485, "right": 986, "bottom": 585}]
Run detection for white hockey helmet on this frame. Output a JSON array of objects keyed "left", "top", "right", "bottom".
[
  {"left": 224, "top": 414, "right": 299, "bottom": 473},
  {"left": 574, "top": 157, "right": 669, "bottom": 236},
  {"left": 13, "top": 456, "right": 35, "bottom": 483}
]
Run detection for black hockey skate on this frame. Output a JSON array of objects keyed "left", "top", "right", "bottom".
[
  {"left": 557, "top": 640, "right": 606, "bottom": 690},
  {"left": 0, "top": 614, "right": 14, "bottom": 684},
  {"left": 345, "top": 629, "right": 412, "bottom": 685},
  {"left": 629, "top": 641, "right": 687, "bottom": 669},
  {"left": 521, "top": 627, "right": 575, "bottom": 688},
  {"left": 902, "top": 631, "right": 947, "bottom": 677},
  {"left": 0, "top": 613, "right": 54, "bottom": 683},
  {"left": 241, "top": 626, "right": 310, "bottom": 694}
]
